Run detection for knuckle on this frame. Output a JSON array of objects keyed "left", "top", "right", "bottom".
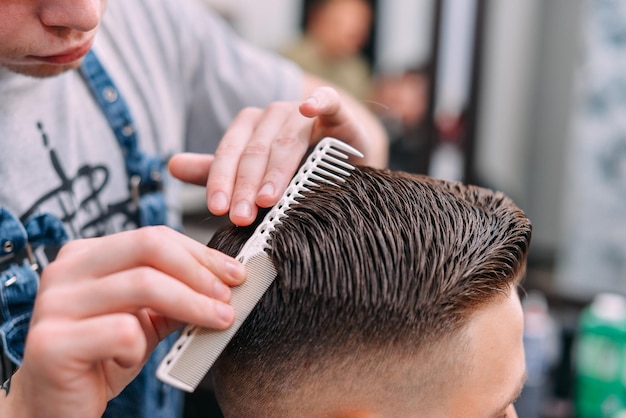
[
  {"left": 116, "top": 267, "right": 154, "bottom": 303},
  {"left": 200, "top": 248, "right": 221, "bottom": 273},
  {"left": 130, "top": 267, "right": 154, "bottom": 291},
  {"left": 39, "top": 260, "right": 61, "bottom": 281},
  {"left": 265, "top": 164, "right": 291, "bottom": 180},
  {"left": 32, "top": 290, "right": 61, "bottom": 315},
  {"left": 214, "top": 140, "right": 241, "bottom": 158},
  {"left": 26, "top": 324, "right": 58, "bottom": 358},
  {"left": 55, "top": 240, "right": 81, "bottom": 258},
  {"left": 190, "top": 301, "right": 212, "bottom": 322},
  {"left": 241, "top": 141, "right": 270, "bottom": 158},
  {"left": 112, "top": 316, "right": 142, "bottom": 347},
  {"left": 238, "top": 106, "right": 262, "bottom": 119},
  {"left": 273, "top": 133, "right": 300, "bottom": 147},
  {"left": 265, "top": 101, "right": 289, "bottom": 112},
  {"left": 39, "top": 259, "right": 71, "bottom": 286},
  {"left": 137, "top": 224, "right": 170, "bottom": 238},
  {"left": 133, "top": 226, "right": 170, "bottom": 252}
]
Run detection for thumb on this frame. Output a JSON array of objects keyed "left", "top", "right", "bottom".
[
  {"left": 299, "top": 86, "right": 345, "bottom": 123},
  {"left": 168, "top": 153, "right": 215, "bottom": 186}
]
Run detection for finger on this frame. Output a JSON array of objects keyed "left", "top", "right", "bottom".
[
  {"left": 27, "top": 315, "right": 147, "bottom": 371},
  {"left": 255, "top": 126, "right": 311, "bottom": 209},
  {"left": 168, "top": 153, "right": 214, "bottom": 186},
  {"left": 136, "top": 308, "right": 185, "bottom": 343},
  {"left": 299, "top": 86, "right": 344, "bottom": 124},
  {"left": 48, "top": 229, "right": 239, "bottom": 303},
  {"left": 229, "top": 103, "right": 296, "bottom": 225},
  {"left": 47, "top": 227, "right": 246, "bottom": 294},
  {"left": 207, "top": 107, "right": 263, "bottom": 216},
  {"left": 37, "top": 267, "right": 236, "bottom": 329},
  {"left": 299, "top": 86, "right": 368, "bottom": 161},
  {"left": 19, "top": 315, "right": 149, "bottom": 417}
]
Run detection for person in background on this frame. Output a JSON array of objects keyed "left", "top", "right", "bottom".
[
  {"left": 0, "top": 0, "right": 388, "bottom": 417},
  {"left": 282, "top": 0, "right": 375, "bottom": 101},
  {"left": 371, "top": 67, "right": 431, "bottom": 172},
  {"left": 209, "top": 166, "right": 531, "bottom": 417}
]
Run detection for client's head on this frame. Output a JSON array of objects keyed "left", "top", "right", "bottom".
[{"left": 209, "top": 167, "right": 532, "bottom": 418}]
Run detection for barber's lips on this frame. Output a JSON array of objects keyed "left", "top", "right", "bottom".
[{"left": 31, "top": 39, "right": 94, "bottom": 65}]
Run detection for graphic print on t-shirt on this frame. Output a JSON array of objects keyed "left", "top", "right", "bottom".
[{"left": 20, "top": 122, "right": 138, "bottom": 240}]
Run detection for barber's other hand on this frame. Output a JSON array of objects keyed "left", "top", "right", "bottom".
[
  {"left": 169, "top": 86, "right": 381, "bottom": 226},
  {"left": 7, "top": 227, "right": 245, "bottom": 418}
]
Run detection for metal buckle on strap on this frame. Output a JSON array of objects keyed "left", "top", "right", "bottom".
[
  {"left": 1, "top": 244, "right": 39, "bottom": 288},
  {"left": 130, "top": 170, "right": 163, "bottom": 207}
]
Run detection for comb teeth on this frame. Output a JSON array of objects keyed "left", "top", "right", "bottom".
[
  {"left": 156, "top": 137, "right": 362, "bottom": 392},
  {"left": 298, "top": 139, "right": 363, "bottom": 188},
  {"left": 234, "top": 138, "right": 362, "bottom": 263}
]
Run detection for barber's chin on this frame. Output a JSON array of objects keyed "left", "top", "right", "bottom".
[{"left": 3, "top": 60, "right": 83, "bottom": 79}]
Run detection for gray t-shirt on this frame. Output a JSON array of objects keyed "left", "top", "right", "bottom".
[
  {"left": 0, "top": 0, "right": 302, "bottom": 236},
  {"left": 0, "top": 1, "right": 301, "bottom": 416}
]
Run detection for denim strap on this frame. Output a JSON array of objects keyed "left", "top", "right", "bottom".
[
  {"left": 79, "top": 50, "right": 167, "bottom": 226},
  {"left": 79, "top": 51, "right": 182, "bottom": 416},
  {"left": 0, "top": 208, "right": 68, "bottom": 365}
]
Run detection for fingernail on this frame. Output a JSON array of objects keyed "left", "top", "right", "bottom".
[
  {"left": 259, "top": 182, "right": 275, "bottom": 197},
  {"left": 215, "top": 302, "right": 235, "bottom": 322},
  {"left": 305, "top": 96, "right": 318, "bottom": 106},
  {"left": 213, "top": 281, "right": 231, "bottom": 301},
  {"left": 226, "top": 260, "right": 246, "bottom": 281},
  {"left": 233, "top": 201, "right": 251, "bottom": 219},
  {"left": 210, "top": 192, "right": 228, "bottom": 212}
]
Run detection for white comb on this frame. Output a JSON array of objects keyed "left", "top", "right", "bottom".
[{"left": 156, "top": 137, "right": 363, "bottom": 392}]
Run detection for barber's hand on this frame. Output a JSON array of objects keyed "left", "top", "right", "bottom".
[
  {"left": 6, "top": 227, "right": 245, "bottom": 418},
  {"left": 168, "top": 86, "right": 372, "bottom": 226}
]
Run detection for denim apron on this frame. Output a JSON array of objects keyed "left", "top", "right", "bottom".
[{"left": 0, "top": 51, "right": 183, "bottom": 418}]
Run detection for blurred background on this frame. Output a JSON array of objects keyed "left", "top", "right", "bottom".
[{"left": 181, "top": 0, "right": 626, "bottom": 416}]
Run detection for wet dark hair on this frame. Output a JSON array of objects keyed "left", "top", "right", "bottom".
[{"left": 209, "top": 166, "right": 531, "bottom": 413}]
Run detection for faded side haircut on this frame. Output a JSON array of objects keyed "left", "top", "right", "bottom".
[{"left": 209, "top": 166, "right": 531, "bottom": 416}]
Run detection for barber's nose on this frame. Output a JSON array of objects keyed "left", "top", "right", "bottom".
[{"left": 39, "top": 0, "right": 103, "bottom": 32}]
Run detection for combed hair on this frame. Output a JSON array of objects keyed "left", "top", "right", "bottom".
[{"left": 209, "top": 166, "right": 531, "bottom": 414}]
